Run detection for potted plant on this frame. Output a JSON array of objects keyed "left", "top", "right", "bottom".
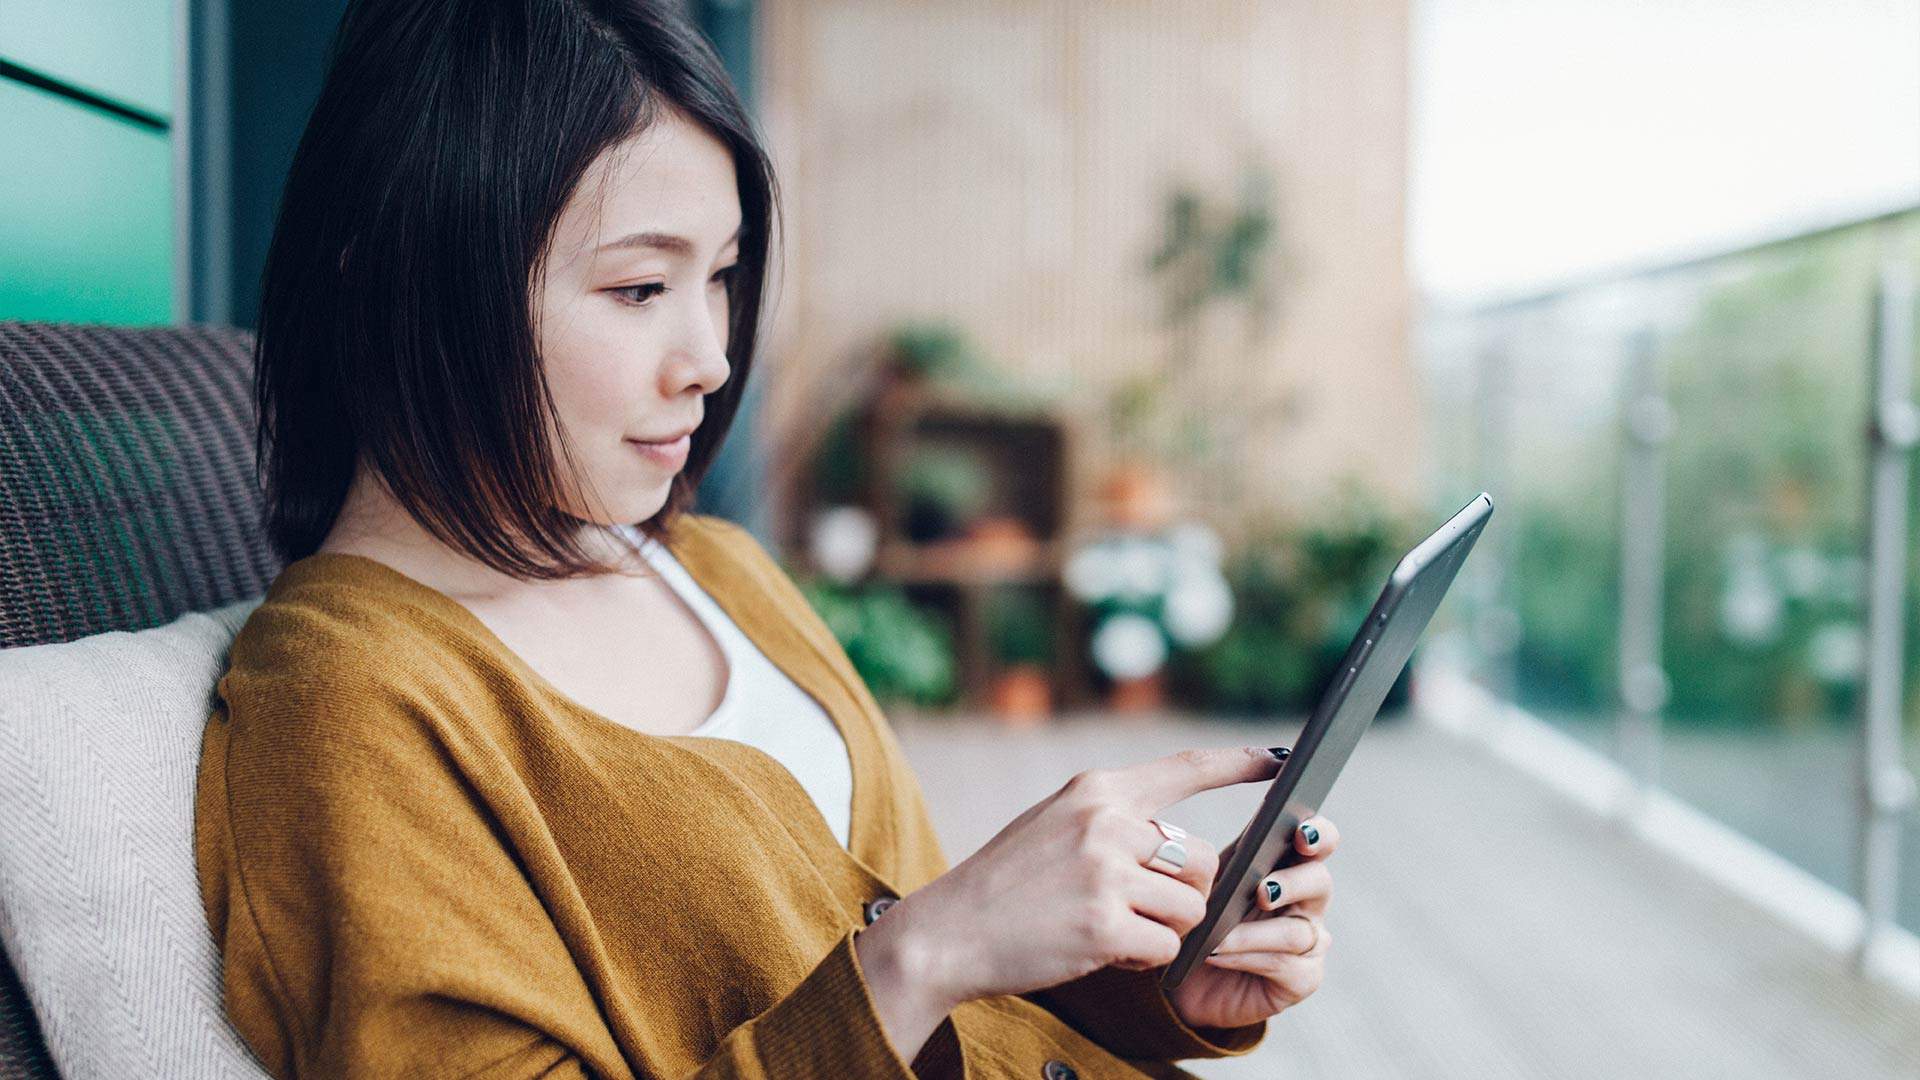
[
  {"left": 985, "top": 587, "right": 1055, "bottom": 725},
  {"left": 808, "top": 406, "right": 868, "bottom": 508},
  {"left": 1096, "top": 446, "right": 1177, "bottom": 532},
  {"left": 883, "top": 320, "right": 1061, "bottom": 416},
  {"left": 1064, "top": 522, "right": 1236, "bottom": 713},
  {"left": 1096, "top": 164, "right": 1288, "bottom": 521},
  {"left": 897, "top": 445, "right": 993, "bottom": 544},
  {"left": 890, "top": 321, "right": 977, "bottom": 384},
  {"left": 795, "top": 574, "right": 958, "bottom": 710},
  {"left": 1166, "top": 495, "right": 1414, "bottom": 718}
]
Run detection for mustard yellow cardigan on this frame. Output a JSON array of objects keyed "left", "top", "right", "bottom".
[{"left": 195, "top": 513, "right": 1269, "bottom": 1078}]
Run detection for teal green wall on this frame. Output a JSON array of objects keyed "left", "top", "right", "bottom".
[
  {"left": 0, "top": 0, "right": 176, "bottom": 325},
  {"left": 0, "top": 0, "right": 174, "bottom": 114}
]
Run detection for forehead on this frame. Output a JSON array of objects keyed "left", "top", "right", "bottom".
[{"left": 548, "top": 108, "right": 742, "bottom": 265}]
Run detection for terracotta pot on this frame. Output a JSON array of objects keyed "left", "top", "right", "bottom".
[
  {"left": 1105, "top": 669, "right": 1167, "bottom": 713},
  {"left": 1099, "top": 461, "right": 1175, "bottom": 531},
  {"left": 959, "top": 515, "right": 1042, "bottom": 572},
  {"left": 989, "top": 665, "right": 1053, "bottom": 725}
]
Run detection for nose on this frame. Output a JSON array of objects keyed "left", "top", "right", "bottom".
[{"left": 664, "top": 300, "right": 731, "bottom": 396}]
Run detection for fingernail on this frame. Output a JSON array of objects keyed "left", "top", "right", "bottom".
[
  {"left": 1268, "top": 746, "right": 1290, "bottom": 761},
  {"left": 1263, "top": 879, "right": 1281, "bottom": 903},
  {"left": 1301, "top": 823, "right": 1321, "bottom": 846}
]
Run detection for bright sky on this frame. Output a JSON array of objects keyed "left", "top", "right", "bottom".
[{"left": 1411, "top": 0, "right": 1920, "bottom": 303}]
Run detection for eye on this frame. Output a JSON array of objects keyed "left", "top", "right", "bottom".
[
  {"left": 612, "top": 265, "right": 737, "bottom": 307},
  {"left": 611, "top": 282, "right": 669, "bottom": 307}
]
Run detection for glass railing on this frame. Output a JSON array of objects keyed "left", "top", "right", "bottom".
[{"left": 1420, "top": 206, "right": 1920, "bottom": 954}]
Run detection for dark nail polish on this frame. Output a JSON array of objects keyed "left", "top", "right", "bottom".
[
  {"left": 1268, "top": 746, "right": 1290, "bottom": 761},
  {"left": 1301, "top": 823, "right": 1320, "bottom": 846},
  {"left": 1264, "top": 879, "right": 1281, "bottom": 903}
]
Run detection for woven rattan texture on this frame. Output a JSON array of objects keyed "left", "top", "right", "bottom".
[
  {"left": 0, "top": 320, "right": 285, "bottom": 1077},
  {"left": 0, "top": 953, "right": 51, "bottom": 1080},
  {"left": 0, "top": 322, "right": 284, "bottom": 648}
]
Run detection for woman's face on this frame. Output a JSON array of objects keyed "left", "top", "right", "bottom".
[{"left": 534, "top": 106, "right": 741, "bottom": 529}]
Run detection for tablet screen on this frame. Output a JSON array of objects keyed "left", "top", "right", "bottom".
[
  {"left": 1287, "top": 498, "right": 1488, "bottom": 813},
  {"left": 1161, "top": 493, "right": 1492, "bottom": 988}
]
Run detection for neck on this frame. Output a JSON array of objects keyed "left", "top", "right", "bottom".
[{"left": 317, "top": 466, "right": 650, "bottom": 602}]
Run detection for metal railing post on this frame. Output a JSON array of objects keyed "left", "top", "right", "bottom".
[
  {"left": 1614, "top": 327, "right": 1673, "bottom": 814},
  {"left": 1472, "top": 333, "right": 1520, "bottom": 710},
  {"left": 1855, "top": 225, "right": 1920, "bottom": 972}
]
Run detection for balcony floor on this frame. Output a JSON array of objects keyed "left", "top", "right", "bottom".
[{"left": 892, "top": 710, "right": 1920, "bottom": 1079}]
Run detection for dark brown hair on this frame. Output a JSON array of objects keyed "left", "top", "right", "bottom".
[{"left": 253, "top": 0, "right": 780, "bottom": 579}]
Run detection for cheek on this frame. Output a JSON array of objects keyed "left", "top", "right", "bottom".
[{"left": 541, "top": 321, "right": 646, "bottom": 437}]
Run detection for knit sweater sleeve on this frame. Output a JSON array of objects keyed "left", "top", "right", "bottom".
[
  {"left": 1018, "top": 963, "right": 1268, "bottom": 1063},
  {"left": 195, "top": 659, "right": 962, "bottom": 1080}
]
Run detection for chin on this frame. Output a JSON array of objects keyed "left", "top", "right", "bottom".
[
  {"left": 566, "top": 483, "right": 671, "bottom": 530},
  {"left": 630, "top": 483, "right": 674, "bottom": 520}
]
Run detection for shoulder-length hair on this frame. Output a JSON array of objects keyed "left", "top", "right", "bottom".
[{"left": 253, "top": 0, "right": 780, "bottom": 579}]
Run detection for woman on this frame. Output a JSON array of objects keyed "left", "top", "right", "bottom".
[{"left": 194, "top": 1, "right": 1341, "bottom": 1077}]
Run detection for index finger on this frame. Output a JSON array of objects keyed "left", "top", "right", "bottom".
[{"left": 1112, "top": 746, "right": 1284, "bottom": 816}]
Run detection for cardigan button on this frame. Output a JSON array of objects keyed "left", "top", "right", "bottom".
[
  {"left": 863, "top": 896, "right": 898, "bottom": 925},
  {"left": 1041, "top": 1060, "right": 1078, "bottom": 1080}
]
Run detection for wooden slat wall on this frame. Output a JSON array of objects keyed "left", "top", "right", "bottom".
[{"left": 755, "top": 0, "right": 1421, "bottom": 550}]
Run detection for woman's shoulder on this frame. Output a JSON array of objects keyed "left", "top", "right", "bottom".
[
  {"left": 213, "top": 550, "right": 524, "bottom": 762},
  {"left": 213, "top": 514, "right": 778, "bottom": 735},
  {"left": 225, "top": 551, "right": 474, "bottom": 686}
]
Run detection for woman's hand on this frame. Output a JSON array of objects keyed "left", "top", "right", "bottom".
[
  {"left": 857, "top": 746, "right": 1284, "bottom": 1016},
  {"left": 1164, "top": 814, "right": 1340, "bottom": 1030}
]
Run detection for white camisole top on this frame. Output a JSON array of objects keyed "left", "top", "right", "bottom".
[{"left": 614, "top": 523, "right": 855, "bottom": 849}]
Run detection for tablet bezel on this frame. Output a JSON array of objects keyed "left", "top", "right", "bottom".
[{"left": 1159, "top": 492, "right": 1494, "bottom": 989}]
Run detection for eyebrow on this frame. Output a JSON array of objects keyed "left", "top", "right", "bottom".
[{"left": 598, "top": 225, "right": 742, "bottom": 255}]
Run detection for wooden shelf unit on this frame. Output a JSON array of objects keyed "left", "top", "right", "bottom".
[{"left": 852, "top": 375, "right": 1090, "bottom": 711}]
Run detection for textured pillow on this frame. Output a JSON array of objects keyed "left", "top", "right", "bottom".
[{"left": 0, "top": 600, "right": 271, "bottom": 1078}]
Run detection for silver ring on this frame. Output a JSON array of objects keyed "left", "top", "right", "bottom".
[
  {"left": 1146, "top": 819, "right": 1188, "bottom": 874},
  {"left": 1292, "top": 914, "right": 1321, "bottom": 955}
]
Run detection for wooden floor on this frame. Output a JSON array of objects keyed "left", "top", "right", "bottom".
[{"left": 891, "top": 710, "right": 1920, "bottom": 1079}]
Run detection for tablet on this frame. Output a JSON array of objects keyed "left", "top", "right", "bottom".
[{"left": 1160, "top": 492, "right": 1494, "bottom": 990}]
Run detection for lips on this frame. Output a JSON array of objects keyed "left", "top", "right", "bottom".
[{"left": 627, "top": 432, "right": 692, "bottom": 469}]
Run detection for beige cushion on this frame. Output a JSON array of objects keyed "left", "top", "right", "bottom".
[{"left": 0, "top": 600, "right": 270, "bottom": 1078}]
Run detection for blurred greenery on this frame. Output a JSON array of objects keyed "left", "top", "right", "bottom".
[
  {"left": 1657, "top": 229, "right": 1874, "bottom": 727},
  {"left": 795, "top": 573, "right": 957, "bottom": 708},
  {"left": 898, "top": 445, "right": 994, "bottom": 542},
  {"left": 1146, "top": 166, "right": 1279, "bottom": 332},
  {"left": 1114, "top": 164, "right": 1284, "bottom": 470},
  {"left": 986, "top": 586, "right": 1054, "bottom": 667},
  {"left": 1507, "top": 503, "right": 1619, "bottom": 712},
  {"left": 1490, "top": 218, "right": 1920, "bottom": 733},
  {"left": 891, "top": 321, "right": 978, "bottom": 381},
  {"left": 811, "top": 407, "right": 867, "bottom": 506},
  {"left": 806, "top": 216, "right": 1920, "bottom": 733},
  {"left": 1168, "top": 492, "right": 1416, "bottom": 716},
  {"left": 886, "top": 319, "right": 1061, "bottom": 415}
]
